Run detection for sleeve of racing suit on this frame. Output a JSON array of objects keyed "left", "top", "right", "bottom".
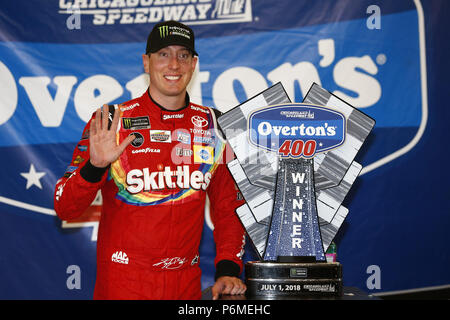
[
  {"left": 207, "top": 144, "right": 246, "bottom": 280},
  {"left": 53, "top": 113, "right": 109, "bottom": 221}
]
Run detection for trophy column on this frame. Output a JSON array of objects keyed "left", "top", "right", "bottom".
[
  {"left": 264, "top": 158, "right": 325, "bottom": 262},
  {"left": 246, "top": 157, "right": 343, "bottom": 298}
]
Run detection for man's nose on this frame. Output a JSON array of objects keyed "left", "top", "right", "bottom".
[{"left": 168, "top": 55, "right": 180, "bottom": 69}]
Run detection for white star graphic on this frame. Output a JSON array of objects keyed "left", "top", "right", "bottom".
[{"left": 20, "top": 164, "right": 46, "bottom": 190}]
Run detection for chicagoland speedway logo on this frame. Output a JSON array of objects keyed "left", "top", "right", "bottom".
[
  {"left": 58, "top": 0, "right": 253, "bottom": 25},
  {"left": 249, "top": 104, "right": 346, "bottom": 158}
]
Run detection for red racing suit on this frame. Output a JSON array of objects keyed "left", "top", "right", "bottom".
[{"left": 54, "top": 90, "right": 245, "bottom": 299}]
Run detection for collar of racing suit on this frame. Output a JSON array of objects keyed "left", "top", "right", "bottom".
[
  {"left": 146, "top": 90, "right": 193, "bottom": 125},
  {"left": 147, "top": 89, "right": 190, "bottom": 112}
]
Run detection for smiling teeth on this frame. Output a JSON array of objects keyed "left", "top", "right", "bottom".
[{"left": 165, "top": 76, "right": 180, "bottom": 80}]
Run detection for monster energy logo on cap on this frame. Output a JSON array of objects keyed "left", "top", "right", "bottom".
[
  {"left": 159, "top": 25, "right": 169, "bottom": 38},
  {"left": 146, "top": 20, "right": 198, "bottom": 56}
]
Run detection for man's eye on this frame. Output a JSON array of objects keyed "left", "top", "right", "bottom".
[{"left": 159, "top": 52, "right": 169, "bottom": 57}]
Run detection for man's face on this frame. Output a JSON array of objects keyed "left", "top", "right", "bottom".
[{"left": 143, "top": 45, "right": 197, "bottom": 101}]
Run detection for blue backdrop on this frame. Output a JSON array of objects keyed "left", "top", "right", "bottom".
[{"left": 0, "top": 0, "right": 449, "bottom": 299}]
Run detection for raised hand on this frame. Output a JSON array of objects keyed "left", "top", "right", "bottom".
[{"left": 89, "top": 105, "right": 135, "bottom": 168}]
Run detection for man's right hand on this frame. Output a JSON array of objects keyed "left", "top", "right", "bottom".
[{"left": 89, "top": 105, "right": 135, "bottom": 168}]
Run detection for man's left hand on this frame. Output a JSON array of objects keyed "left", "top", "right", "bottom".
[{"left": 212, "top": 276, "right": 246, "bottom": 300}]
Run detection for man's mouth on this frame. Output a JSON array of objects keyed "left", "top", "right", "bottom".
[{"left": 164, "top": 75, "right": 181, "bottom": 81}]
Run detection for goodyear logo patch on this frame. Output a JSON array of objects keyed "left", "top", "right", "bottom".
[{"left": 248, "top": 103, "right": 346, "bottom": 158}]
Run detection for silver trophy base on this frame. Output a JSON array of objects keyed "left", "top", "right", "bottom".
[{"left": 245, "top": 261, "right": 343, "bottom": 298}]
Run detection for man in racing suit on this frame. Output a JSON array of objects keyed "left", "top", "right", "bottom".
[{"left": 54, "top": 21, "right": 246, "bottom": 300}]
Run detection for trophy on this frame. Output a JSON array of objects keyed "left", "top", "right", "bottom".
[{"left": 218, "top": 82, "right": 375, "bottom": 298}]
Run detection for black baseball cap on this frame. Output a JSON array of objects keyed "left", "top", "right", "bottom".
[{"left": 146, "top": 20, "right": 198, "bottom": 56}]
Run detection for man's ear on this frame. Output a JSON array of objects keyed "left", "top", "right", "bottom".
[
  {"left": 142, "top": 54, "right": 150, "bottom": 73},
  {"left": 191, "top": 55, "right": 198, "bottom": 73}
]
